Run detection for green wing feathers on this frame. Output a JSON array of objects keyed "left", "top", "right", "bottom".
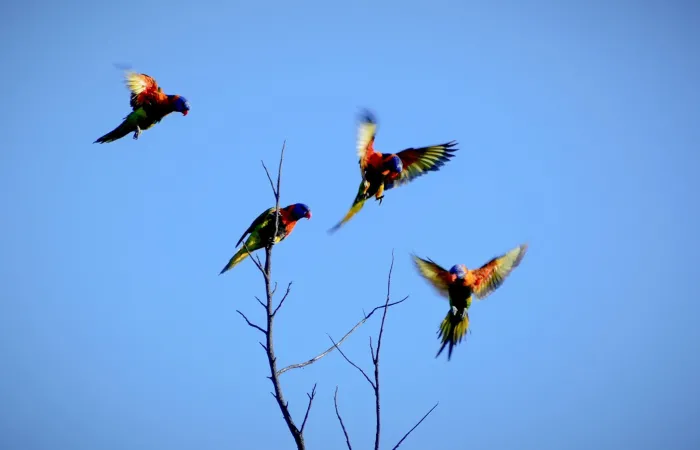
[
  {"left": 385, "top": 141, "right": 458, "bottom": 190},
  {"left": 219, "top": 207, "right": 277, "bottom": 275},
  {"left": 237, "top": 207, "right": 275, "bottom": 246}
]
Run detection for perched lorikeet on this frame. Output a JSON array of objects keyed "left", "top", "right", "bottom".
[
  {"left": 412, "top": 244, "right": 528, "bottom": 360},
  {"left": 329, "top": 110, "right": 458, "bottom": 233},
  {"left": 94, "top": 71, "right": 190, "bottom": 144},
  {"left": 219, "top": 203, "right": 312, "bottom": 275}
]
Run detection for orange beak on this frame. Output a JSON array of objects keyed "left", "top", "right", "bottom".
[
  {"left": 305, "top": 211, "right": 312, "bottom": 219},
  {"left": 182, "top": 110, "right": 189, "bottom": 116}
]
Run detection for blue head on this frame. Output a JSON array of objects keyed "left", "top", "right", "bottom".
[
  {"left": 385, "top": 155, "right": 403, "bottom": 174},
  {"left": 172, "top": 95, "right": 190, "bottom": 116},
  {"left": 290, "top": 203, "right": 312, "bottom": 221},
  {"left": 449, "top": 264, "right": 467, "bottom": 279}
]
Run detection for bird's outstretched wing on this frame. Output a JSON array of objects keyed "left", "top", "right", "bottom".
[
  {"left": 236, "top": 207, "right": 275, "bottom": 246},
  {"left": 412, "top": 255, "right": 454, "bottom": 298},
  {"left": 125, "top": 72, "right": 168, "bottom": 109},
  {"left": 356, "top": 110, "right": 378, "bottom": 175},
  {"left": 471, "top": 244, "right": 528, "bottom": 299},
  {"left": 385, "top": 141, "right": 459, "bottom": 190}
]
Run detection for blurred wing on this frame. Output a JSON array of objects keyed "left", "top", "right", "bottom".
[
  {"left": 236, "top": 207, "right": 275, "bottom": 246},
  {"left": 412, "top": 255, "right": 453, "bottom": 298},
  {"left": 328, "top": 182, "right": 368, "bottom": 234},
  {"left": 125, "top": 71, "right": 167, "bottom": 108},
  {"left": 471, "top": 244, "right": 528, "bottom": 299},
  {"left": 385, "top": 141, "right": 458, "bottom": 190},
  {"left": 356, "top": 109, "right": 378, "bottom": 174}
]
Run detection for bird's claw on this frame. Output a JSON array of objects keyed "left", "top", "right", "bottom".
[
  {"left": 133, "top": 126, "right": 142, "bottom": 140},
  {"left": 451, "top": 306, "right": 458, "bottom": 316},
  {"left": 377, "top": 196, "right": 384, "bottom": 205}
]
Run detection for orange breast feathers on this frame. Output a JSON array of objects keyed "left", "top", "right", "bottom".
[
  {"left": 278, "top": 208, "right": 299, "bottom": 232},
  {"left": 364, "top": 152, "right": 386, "bottom": 170}
]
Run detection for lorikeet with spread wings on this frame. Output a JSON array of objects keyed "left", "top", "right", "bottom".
[
  {"left": 94, "top": 71, "right": 190, "bottom": 144},
  {"left": 219, "top": 203, "right": 312, "bottom": 275},
  {"left": 412, "top": 244, "right": 528, "bottom": 360},
  {"left": 329, "top": 110, "right": 458, "bottom": 233}
]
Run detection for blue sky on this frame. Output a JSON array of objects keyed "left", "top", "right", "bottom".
[{"left": 1, "top": 1, "right": 699, "bottom": 449}]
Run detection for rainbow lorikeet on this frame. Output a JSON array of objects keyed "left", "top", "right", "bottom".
[
  {"left": 412, "top": 244, "right": 528, "bottom": 360},
  {"left": 94, "top": 71, "right": 190, "bottom": 144},
  {"left": 219, "top": 203, "right": 312, "bottom": 275},
  {"left": 329, "top": 110, "right": 458, "bottom": 233}
]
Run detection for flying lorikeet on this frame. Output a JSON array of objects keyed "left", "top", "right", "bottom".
[
  {"left": 329, "top": 110, "right": 458, "bottom": 233},
  {"left": 94, "top": 71, "right": 190, "bottom": 144},
  {"left": 412, "top": 244, "right": 528, "bottom": 360},
  {"left": 219, "top": 203, "right": 312, "bottom": 275}
]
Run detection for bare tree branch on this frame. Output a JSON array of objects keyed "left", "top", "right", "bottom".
[
  {"left": 256, "top": 141, "right": 307, "bottom": 449},
  {"left": 276, "top": 297, "right": 408, "bottom": 376},
  {"left": 300, "top": 383, "right": 317, "bottom": 435},
  {"left": 236, "top": 310, "right": 266, "bottom": 335},
  {"left": 334, "top": 386, "right": 353, "bottom": 450},
  {"left": 272, "top": 281, "right": 293, "bottom": 317},
  {"left": 332, "top": 251, "right": 437, "bottom": 450},
  {"left": 391, "top": 402, "right": 440, "bottom": 450},
  {"left": 372, "top": 249, "right": 396, "bottom": 450},
  {"left": 329, "top": 335, "right": 375, "bottom": 389}
]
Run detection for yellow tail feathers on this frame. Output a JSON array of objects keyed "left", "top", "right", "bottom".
[
  {"left": 436, "top": 309, "right": 470, "bottom": 361},
  {"left": 219, "top": 248, "right": 251, "bottom": 275}
]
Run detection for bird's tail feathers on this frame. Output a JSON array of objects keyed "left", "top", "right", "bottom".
[
  {"left": 219, "top": 248, "right": 251, "bottom": 275},
  {"left": 327, "top": 181, "right": 370, "bottom": 234},
  {"left": 436, "top": 308, "right": 470, "bottom": 361},
  {"left": 94, "top": 118, "right": 133, "bottom": 144}
]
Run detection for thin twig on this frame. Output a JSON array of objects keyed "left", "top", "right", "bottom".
[
  {"left": 334, "top": 386, "right": 353, "bottom": 450},
  {"left": 276, "top": 297, "right": 408, "bottom": 376},
  {"left": 300, "top": 383, "right": 317, "bottom": 435},
  {"left": 273, "top": 282, "right": 293, "bottom": 317},
  {"left": 254, "top": 296, "right": 266, "bottom": 309},
  {"left": 276, "top": 141, "right": 285, "bottom": 202},
  {"left": 261, "top": 160, "right": 278, "bottom": 198},
  {"left": 236, "top": 310, "right": 266, "bottom": 335},
  {"left": 391, "top": 402, "right": 440, "bottom": 450},
  {"left": 329, "top": 335, "right": 375, "bottom": 389}
]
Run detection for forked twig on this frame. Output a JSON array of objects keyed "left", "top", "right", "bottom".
[
  {"left": 329, "top": 335, "right": 375, "bottom": 388},
  {"left": 273, "top": 282, "right": 293, "bottom": 317},
  {"left": 300, "top": 383, "right": 317, "bottom": 435}
]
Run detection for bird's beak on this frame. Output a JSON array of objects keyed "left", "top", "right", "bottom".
[
  {"left": 182, "top": 110, "right": 189, "bottom": 116},
  {"left": 306, "top": 211, "right": 312, "bottom": 220}
]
